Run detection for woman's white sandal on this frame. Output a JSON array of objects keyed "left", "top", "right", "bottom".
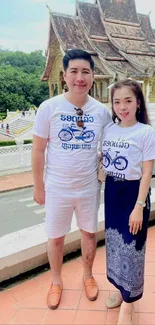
[{"left": 106, "top": 293, "right": 123, "bottom": 309}]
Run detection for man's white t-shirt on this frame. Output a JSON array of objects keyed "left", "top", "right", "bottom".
[
  {"left": 102, "top": 122, "right": 155, "bottom": 180},
  {"left": 33, "top": 94, "right": 111, "bottom": 190}
]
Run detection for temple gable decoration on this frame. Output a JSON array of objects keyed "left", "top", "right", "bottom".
[{"left": 42, "top": 0, "right": 155, "bottom": 104}]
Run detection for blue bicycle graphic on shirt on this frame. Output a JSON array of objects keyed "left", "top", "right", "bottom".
[
  {"left": 58, "top": 124, "right": 95, "bottom": 143},
  {"left": 103, "top": 148, "right": 128, "bottom": 171}
]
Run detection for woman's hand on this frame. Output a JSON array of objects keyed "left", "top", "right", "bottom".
[
  {"left": 129, "top": 205, "right": 143, "bottom": 235},
  {"left": 98, "top": 151, "right": 103, "bottom": 161}
]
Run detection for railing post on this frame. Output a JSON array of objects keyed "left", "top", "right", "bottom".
[{"left": 15, "top": 139, "right": 24, "bottom": 166}]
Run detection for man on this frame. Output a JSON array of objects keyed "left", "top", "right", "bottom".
[{"left": 32, "top": 49, "right": 111, "bottom": 309}]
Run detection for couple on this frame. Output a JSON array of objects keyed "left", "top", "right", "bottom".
[{"left": 32, "top": 49, "right": 155, "bottom": 324}]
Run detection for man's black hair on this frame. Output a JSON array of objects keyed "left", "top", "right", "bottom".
[{"left": 63, "top": 49, "right": 94, "bottom": 71}]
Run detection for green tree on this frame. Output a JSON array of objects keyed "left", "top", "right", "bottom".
[{"left": 0, "top": 50, "right": 49, "bottom": 111}]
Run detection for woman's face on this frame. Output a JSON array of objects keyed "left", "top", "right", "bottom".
[{"left": 113, "top": 86, "right": 139, "bottom": 127}]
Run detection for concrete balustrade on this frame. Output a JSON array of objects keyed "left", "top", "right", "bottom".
[{"left": 0, "top": 143, "right": 32, "bottom": 175}]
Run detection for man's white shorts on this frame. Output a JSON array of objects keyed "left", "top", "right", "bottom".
[{"left": 45, "top": 181, "right": 101, "bottom": 239}]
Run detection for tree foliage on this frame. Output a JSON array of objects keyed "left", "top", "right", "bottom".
[{"left": 0, "top": 50, "right": 49, "bottom": 112}]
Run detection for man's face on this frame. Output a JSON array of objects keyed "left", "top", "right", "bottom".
[{"left": 63, "top": 59, "right": 94, "bottom": 96}]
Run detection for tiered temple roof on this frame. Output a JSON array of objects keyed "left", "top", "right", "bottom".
[
  {"left": 42, "top": 0, "right": 155, "bottom": 81},
  {"left": 138, "top": 13, "right": 155, "bottom": 51},
  {"left": 52, "top": 13, "right": 94, "bottom": 53},
  {"left": 98, "top": 0, "right": 139, "bottom": 24}
]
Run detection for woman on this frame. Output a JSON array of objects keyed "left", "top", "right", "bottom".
[{"left": 102, "top": 79, "right": 155, "bottom": 324}]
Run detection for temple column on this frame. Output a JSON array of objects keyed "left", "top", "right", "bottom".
[
  {"left": 96, "top": 80, "right": 101, "bottom": 100},
  {"left": 146, "top": 80, "right": 150, "bottom": 104}
]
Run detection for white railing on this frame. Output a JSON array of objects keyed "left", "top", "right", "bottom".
[{"left": 0, "top": 143, "right": 32, "bottom": 172}]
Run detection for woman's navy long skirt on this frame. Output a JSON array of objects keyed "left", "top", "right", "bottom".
[{"left": 104, "top": 176, "right": 150, "bottom": 303}]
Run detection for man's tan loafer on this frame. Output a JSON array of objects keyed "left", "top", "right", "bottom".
[
  {"left": 47, "top": 283, "right": 62, "bottom": 309},
  {"left": 83, "top": 276, "right": 98, "bottom": 301}
]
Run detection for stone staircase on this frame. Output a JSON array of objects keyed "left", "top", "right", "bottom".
[
  {"left": 9, "top": 118, "right": 33, "bottom": 135},
  {"left": 0, "top": 118, "right": 33, "bottom": 138},
  {"left": 0, "top": 127, "right": 14, "bottom": 138}
]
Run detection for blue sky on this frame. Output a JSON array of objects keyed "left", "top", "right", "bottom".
[{"left": 0, "top": 0, "right": 155, "bottom": 53}]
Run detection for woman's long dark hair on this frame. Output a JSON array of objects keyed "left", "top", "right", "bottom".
[{"left": 111, "top": 79, "right": 150, "bottom": 125}]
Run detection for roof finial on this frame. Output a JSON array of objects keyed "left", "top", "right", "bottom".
[
  {"left": 46, "top": 3, "right": 52, "bottom": 14},
  {"left": 148, "top": 10, "right": 152, "bottom": 16}
]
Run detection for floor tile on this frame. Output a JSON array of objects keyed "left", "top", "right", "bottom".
[
  {"left": 62, "top": 258, "right": 83, "bottom": 276},
  {"left": 42, "top": 309, "right": 76, "bottom": 324},
  {"left": 62, "top": 260, "right": 83, "bottom": 290},
  {"left": 146, "top": 239, "right": 155, "bottom": 250},
  {"left": 106, "top": 310, "right": 119, "bottom": 324},
  {"left": 0, "top": 306, "right": 18, "bottom": 324},
  {"left": 18, "top": 290, "right": 47, "bottom": 309},
  {"left": 132, "top": 312, "right": 139, "bottom": 325},
  {"left": 144, "top": 276, "right": 155, "bottom": 293},
  {"left": 134, "top": 293, "right": 155, "bottom": 313},
  {"left": 94, "top": 274, "right": 114, "bottom": 291},
  {"left": 145, "top": 262, "right": 155, "bottom": 276},
  {"left": 10, "top": 308, "right": 46, "bottom": 324},
  {"left": 34, "top": 271, "right": 51, "bottom": 290},
  {"left": 74, "top": 310, "right": 106, "bottom": 324},
  {"left": 145, "top": 251, "right": 155, "bottom": 262},
  {"left": 106, "top": 309, "right": 139, "bottom": 325},
  {"left": 1, "top": 225, "right": 155, "bottom": 325},
  {"left": 0, "top": 290, "right": 19, "bottom": 324},
  {"left": 0, "top": 289, "right": 18, "bottom": 306},
  {"left": 10, "top": 279, "right": 45, "bottom": 303},
  {"left": 92, "top": 255, "right": 107, "bottom": 274},
  {"left": 78, "top": 290, "right": 109, "bottom": 311},
  {"left": 139, "top": 312, "right": 155, "bottom": 325},
  {"left": 63, "top": 274, "right": 83, "bottom": 290},
  {"left": 58, "top": 289, "right": 81, "bottom": 310},
  {"left": 63, "top": 257, "right": 83, "bottom": 267}
]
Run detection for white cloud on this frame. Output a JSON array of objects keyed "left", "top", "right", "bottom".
[
  {"left": 0, "top": 38, "right": 43, "bottom": 53},
  {"left": 0, "top": 20, "right": 49, "bottom": 53}
]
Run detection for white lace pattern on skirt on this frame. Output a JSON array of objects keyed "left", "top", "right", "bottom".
[{"left": 105, "top": 228, "right": 146, "bottom": 298}]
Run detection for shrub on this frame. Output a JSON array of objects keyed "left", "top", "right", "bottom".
[
  {"left": 0, "top": 139, "right": 33, "bottom": 146},
  {"left": 24, "top": 139, "right": 33, "bottom": 144},
  {"left": 0, "top": 140, "right": 16, "bottom": 146},
  {"left": 0, "top": 113, "right": 7, "bottom": 120}
]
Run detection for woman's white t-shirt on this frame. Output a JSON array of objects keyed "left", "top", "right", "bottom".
[
  {"left": 102, "top": 122, "right": 155, "bottom": 180},
  {"left": 33, "top": 94, "right": 111, "bottom": 190}
]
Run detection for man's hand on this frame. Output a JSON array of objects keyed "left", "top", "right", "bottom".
[
  {"left": 33, "top": 185, "right": 45, "bottom": 205},
  {"left": 129, "top": 205, "right": 143, "bottom": 235}
]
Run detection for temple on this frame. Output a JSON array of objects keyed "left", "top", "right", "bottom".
[{"left": 42, "top": 0, "right": 155, "bottom": 104}]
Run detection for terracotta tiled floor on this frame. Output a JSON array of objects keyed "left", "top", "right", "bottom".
[{"left": 0, "top": 226, "right": 155, "bottom": 325}]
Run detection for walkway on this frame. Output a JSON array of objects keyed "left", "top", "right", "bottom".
[
  {"left": 0, "top": 134, "right": 13, "bottom": 141},
  {"left": 0, "top": 226, "right": 155, "bottom": 325},
  {"left": 0, "top": 171, "right": 33, "bottom": 192}
]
